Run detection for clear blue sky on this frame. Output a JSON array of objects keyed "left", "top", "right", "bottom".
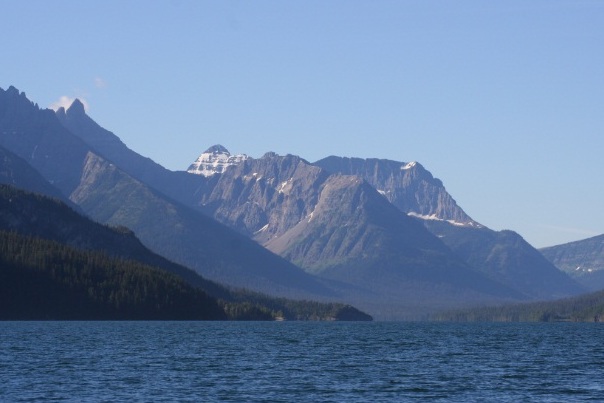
[{"left": 2, "top": 1, "right": 603, "bottom": 248}]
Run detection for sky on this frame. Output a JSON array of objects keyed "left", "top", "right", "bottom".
[{"left": 1, "top": 1, "right": 603, "bottom": 248}]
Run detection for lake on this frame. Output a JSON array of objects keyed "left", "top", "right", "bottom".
[{"left": 1, "top": 321, "right": 603, "bottom": 402}]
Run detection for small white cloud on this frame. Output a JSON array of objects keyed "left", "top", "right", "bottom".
[
  {"left": 94, "top": 77, "right": 107, "bottom": 89},
  {"left": 49, "top": 96, "right": 89, "bottom": 112}
]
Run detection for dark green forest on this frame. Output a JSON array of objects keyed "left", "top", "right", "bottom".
[{"left": 0, "top": 230, "right": 227, "bottom": 320}]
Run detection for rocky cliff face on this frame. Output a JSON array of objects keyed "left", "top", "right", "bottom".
[
  {"left": 314, "top": 156, "right": 480, "bottom": 227},
  {"left": 263, "top": 173, "right": 456, "bottom": 273},
  {"left": 197, "top": 153, "right": 329, "bottom": 241},
  {"left": 192, "top": 150, "right": 523, "bottom": 315},
  {"left": 190, "top": 149, "right": 586, "bottom": 307}
]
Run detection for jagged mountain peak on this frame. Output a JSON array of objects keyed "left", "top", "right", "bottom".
[
  {"left": 2, "top": 86, "right": 29, "bottom": 101},
  {"left": 67, "top": 98, "right": 86, "bottom": 115},
  {"left": 258, "top": 152, "right": 313, "bottom": 168},
  {"left": 6, "top": 86, "right": 20, "bottom": 96},
  {"left": 261, "top": 151, "right": 279, "bottom": 159},
  {"left": 0, "top": 86, "right": 36, "bottom": 112},
  {"left": 187, "top": 145, "right": 248, "bottom": 177}
]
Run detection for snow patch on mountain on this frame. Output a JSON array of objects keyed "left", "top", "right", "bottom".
[
  {"left": 407, "top": 212, "right": 483, "bottom": 228},
  {"left": 254, "top": 223, "right": 269, "bottom": 234},
  {"left": 187, "top": 145, "right": 248, "bottom": 177},
  {"left": 278, "top": 178, "right": 294, "bottom": 194},
  {"left": 307, "top": 208, "right": 316, "bottom": 222}
]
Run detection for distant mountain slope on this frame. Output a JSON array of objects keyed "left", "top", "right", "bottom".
[
  {"left": 426, "top": 221, "right": 585, "bottom": 299},
  {"left": 56, "top": 99, "right": 207, "bottom": 206},
  {"left": 314, "top": 155, "right": 584, "bottom": 300},
  {"left": 540, "top": 234, "right": 604, "bottom": 291},
  {"left": 0, "top": 145, "right": 69, "bottom": 204}
]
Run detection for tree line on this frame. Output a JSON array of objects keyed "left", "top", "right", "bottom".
[{"left": 431, "top": 291, "right": 604, "bottom": 322}]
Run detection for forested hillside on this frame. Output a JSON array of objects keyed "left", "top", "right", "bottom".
[{"left": 0, "top": 230, "right": 226, "bottom": 320}]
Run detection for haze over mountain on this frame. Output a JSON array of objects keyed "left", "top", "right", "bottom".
[{"left": 0, "top": 85, "right": 589, "bottom": 318}]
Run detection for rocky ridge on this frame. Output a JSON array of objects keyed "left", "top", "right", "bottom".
[{"left": 314, "top": 156, "right": 479, "bottom": 227}]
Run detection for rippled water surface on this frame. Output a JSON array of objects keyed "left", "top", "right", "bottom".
[{"left": 1, "top": 321, "right": 603, "bottom": 402}]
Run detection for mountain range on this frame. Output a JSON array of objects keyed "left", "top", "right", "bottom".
[
  {"left": 0, "top": 85, "right": 596, "bottom": 319},
  {"left": 185, "top": 146, "right": 583, "bottom": 304}
]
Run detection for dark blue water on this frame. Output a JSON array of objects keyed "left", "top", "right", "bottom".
[{"left": 1, "top": 322, "right": 603, "bottom": 402}]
